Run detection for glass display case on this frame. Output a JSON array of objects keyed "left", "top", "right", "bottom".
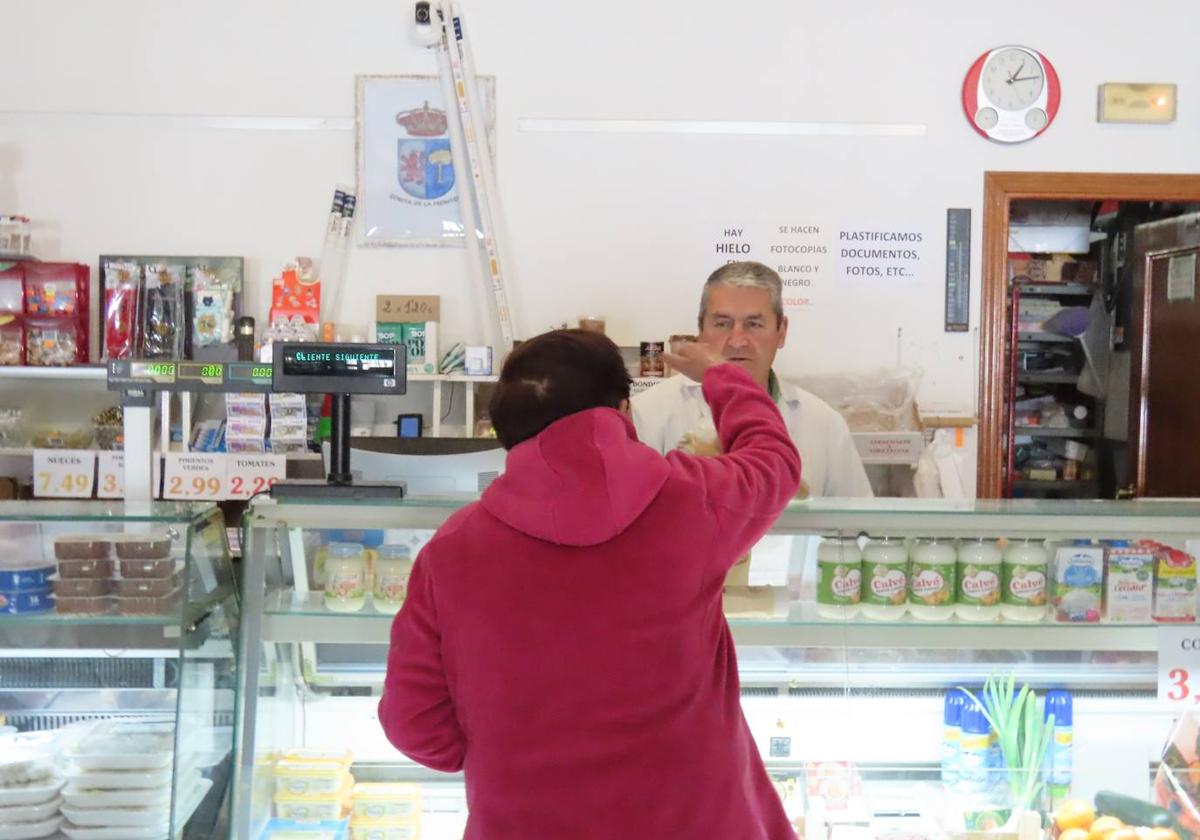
[
  {"left": 233, "top": 496, "right": 1200, "bottom": 840},
  {"left": 0, "top": 501, "right": 239, "bottom": 840}
]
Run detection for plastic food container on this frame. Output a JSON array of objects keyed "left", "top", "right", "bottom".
[
  {"left": 0, "top": 566, "right": 55, "bottom": 590},
  {"left": 113, "top": 535, "right": 172, "bottom": 560},
  {"left": 66, "top": 764, "right": 172, "bottom": 790},
  {"left": 114, "top": 572, "right": 181, "bottom": 598},
  {"left": 0, "top": 794, "right": 63, "bottom": 824},
  {"left": 350, "top": 783, "right": 421, "bottom": 822},
  {"left": 274, "top": 758, "right": 352, "bottom": 798},
  {"left": 275, "top": 796, "right": 348, "bottom": 821},
  {"left": 0, "top": 589, "right": 53, "bottom": 614},
  {"left": 54, "top": 595, "right": 111, "bottom": 616},
  {"left": 62, "top": 784, "right": 171, "bottom": 810},
  {"left": 53, "top": 578, "right": 114, "bottom": 598},
  {"left": 56, "top": 777, "right": 209, "bottom": 833},
  {"left": 53, "top": 537, "right": 111, "bottom": 561},
  {"left": 0, "top": 778, "right": 63, "bottom": 809},
  {"left": 0, "top": 814, "right": 63, "bottom": 839},
  {"left": 117, "top": 558, "right": 175, "bottom": 579},
  {"left": 66, "top": 722, "right": 175, "bottom": 771},
  {"left": 348, "top": 823, "right": 419, "bottom": 840},
  {"left": 55, "top": 558, "right": 114, "bottom": 579},
  {"left": 115, "top": 588, "right": 182, "bottom": 616},
  {"left": 260, "top": 819, "right": 348, "bottom": 840}
]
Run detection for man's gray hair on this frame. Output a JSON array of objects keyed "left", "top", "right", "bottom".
[{"left": 697, "top": 261, "right": 784, "bottom": 328}]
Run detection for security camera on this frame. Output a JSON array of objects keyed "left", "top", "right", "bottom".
[{"left": 412, "top": 1, "right": 441, "bottom": 47}]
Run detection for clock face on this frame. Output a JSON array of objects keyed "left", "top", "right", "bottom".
[
  {"left": 962, "top": 45, "right": 1060, "bottom": 143},
  {"left": 981, "top": 48, "right": 1044, "bottom": 111}
]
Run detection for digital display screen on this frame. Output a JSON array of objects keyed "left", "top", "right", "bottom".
[
  {"left": 130, "top": 361, "right": 177, "bottom": 382},
  {"left": 228, "top": 363, "right": 273, "bottom": 383},
  {"left": 177, "top": 362, "right": 224, "bottom": 384},
  {"left": 281, "top": 348, "right": 397, "bottom": 378}
]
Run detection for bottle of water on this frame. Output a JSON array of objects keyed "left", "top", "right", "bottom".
[{"left": 942, "top": 689, "right": 967, "bottom": 786}]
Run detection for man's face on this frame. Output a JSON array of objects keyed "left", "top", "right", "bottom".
[{"left": 698, "top": 285, "right": 788, "bottom": 385}]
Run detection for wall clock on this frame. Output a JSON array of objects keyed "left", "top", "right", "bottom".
[{"left": 963, "top": 46, "right": 1060, "bottom": 143}]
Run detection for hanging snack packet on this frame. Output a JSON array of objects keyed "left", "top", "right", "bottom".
[
  {"left": 192, "top": 266, "right": 234, "bottom": 347},
  {"left": 104, "top": 261, "right": 141, "bottom": 360},
  {"left": 141, "top": 264, "right": 185, "bottom": 358}
]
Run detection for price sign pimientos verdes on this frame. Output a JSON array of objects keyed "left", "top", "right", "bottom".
[
  {"left": 1157, "top": 626, "right": 1200, "bottom": 706},
  {"left": 162, "top": 454, "right": 225, "bottom": 501}
]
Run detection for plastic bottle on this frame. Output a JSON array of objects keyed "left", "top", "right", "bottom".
[
  {"left": 942, "top": 689, "right": 967, "bottom": 787},
  {"left": 861, "top": 537, "right": 909, "bottom": 620},
  {"left": 909, "top": 538, "right": 957, "bottom": 621},
  {"left": 956, "top": 539, "right": 1003, "bottom": 622},
  {"left": 1044, "top": 690, "right": 1073, "bottom": 803},
  {"left": 1002, "top": 538, "right": 1049, "bottom": 622},
  {"left": 957, "top": 697, "right": 992, "bottom": 793},
  {"left": 816, "top": 538, "right": 863, "bottom": 619},
  {"left": 323, "top": 542, "right": 367, "bottom": 613},
  {"left": 372, "top": 544, "right": 414, "bottom": 614}
]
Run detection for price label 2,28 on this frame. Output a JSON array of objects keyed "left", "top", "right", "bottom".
[
  {"left": 227, "top": 455, "right": 286, "bottom": 499},
  {"left": 1158, "top": 626, "right": 1200, "bottom": 706},
  {"left": 33, "top": 450, "right": 96, "bottom": 498},
  {"left": 161, "top": 453, "right": 225, "bottom": 501}
]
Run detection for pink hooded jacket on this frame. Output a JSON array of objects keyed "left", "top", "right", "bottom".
[{"left": 379, "top": 363, "right": 801, "bottom": 839}]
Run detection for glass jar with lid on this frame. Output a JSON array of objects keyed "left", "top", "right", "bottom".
[
  {"left": 372, "top": 544, "right": 415, "bottom": 614},
  {"left": 324, "top": 542, "right": 367, "bottom": 613}
]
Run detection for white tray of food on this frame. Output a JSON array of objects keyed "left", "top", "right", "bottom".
[
  {"left": 64, "top": 723, "right": 175, "bottom": 772},
  {"left": 0, "top": 779, "right": 64, "bottom": 809},
  {"left": 63, "top": 765, "right": 172, "bottom": 791},
  {"left": 58, "top": 777, "right": 211, "bottom": 840},
  {"left": 0, "top": 795, "right": 63, "bottom": 824},
  {"left": 0, "top": 815, "right": 63, "bottom": 840}
]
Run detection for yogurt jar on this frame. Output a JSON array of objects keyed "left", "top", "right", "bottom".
[
  {"left": 908, "top": 538, "right": 957, "bottom": 621},
  {"left": 956, "top": 539, "right": 1002, "bottom": 622},
  {"left": 861, "top": 538, "right": 909, "bottom": 621},
  {"left": 372, "top": 545, "right": 415, "bottom": 614},
  {"left": 816, "top": 538, "right": 862, "bottom": 620},
  {"left": 324, "top": 542, "right": 367, "bottom": 613},
  {"left": 1002, "top": 539, "right": 1049, "bottom": 622}
]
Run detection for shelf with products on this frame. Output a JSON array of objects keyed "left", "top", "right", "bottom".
[
  {"left": 0, "top": 501, "right": 239, "bottom": 840},
  {"left": 232, "top": 496, "right": 1200, "bottom": 840}
]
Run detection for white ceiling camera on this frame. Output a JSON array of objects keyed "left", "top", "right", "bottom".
[{"left": 412, "top": 1, "right": 441, "bottom": 47}]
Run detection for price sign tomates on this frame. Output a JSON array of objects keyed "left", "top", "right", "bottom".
[
  {"left": 33, "top": 450, "right": 96, "bottom": 498},
  {"left": 162, "top": 453, "right": 225, "bottom": 501},
  {"left": 226, "top": 455, "right": 286, "bottom": 499},
  {"left": 1158, "top": 626, "right": 1200, "bottom": 706},
  {"left": 96, "top": 452, "right": 125, "bottom": 499}
]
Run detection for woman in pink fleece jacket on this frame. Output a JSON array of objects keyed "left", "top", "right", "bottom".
[{"left": 380, "top": 328, "right": 801, "bottom": 839}]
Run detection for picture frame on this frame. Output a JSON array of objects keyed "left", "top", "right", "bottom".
[{"left": 355, "top": 74, "right": 496, "bottom": 248}]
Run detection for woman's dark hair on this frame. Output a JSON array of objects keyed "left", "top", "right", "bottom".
[{"left": 489, "top": 329, "right": 632, "bottom": 450}]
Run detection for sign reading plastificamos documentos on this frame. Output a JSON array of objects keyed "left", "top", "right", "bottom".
[{"left": 835, "top": 225, "right": 926, "bottom": 284}]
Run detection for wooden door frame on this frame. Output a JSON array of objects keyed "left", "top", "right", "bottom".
[{"left": 978, "top": 172, "right": 1200, "bottom": 498}]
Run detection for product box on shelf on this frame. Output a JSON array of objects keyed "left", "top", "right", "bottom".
[
  {"left": 1104, "top": 542, "right": 1155, "bottom": 623},
  {"left": 0, "top": 261, "right": 89, "bottom": 365},
  {"left": 1052, "top": 542, "right": 1104, "bottom": 622},
  {"left": 1153, "top": 545, "right": 1197, "bottom": 623}
]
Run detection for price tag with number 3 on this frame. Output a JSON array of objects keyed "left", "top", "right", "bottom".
[{"left": 1158, "top": 626, "right": 1200, "bottom": 706}]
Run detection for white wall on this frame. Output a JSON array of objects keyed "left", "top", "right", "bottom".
[{"left": 2, "top": 0, "right": 1198, "bottom": 420}]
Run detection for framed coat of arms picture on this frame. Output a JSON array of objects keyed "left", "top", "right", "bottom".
[{"left": 355, "top": 74, "right": 496, "bottom": 247}]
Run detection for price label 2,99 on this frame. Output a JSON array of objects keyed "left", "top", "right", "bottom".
[
  {"left": 162, "top": 453, "right": 224, "bottom": 501},
  {"left": 1158, "top": 626, "right": 1200, "bottom": 706},
  {"left": 33, "top": 450, "right": 96, "bottom": 498}
]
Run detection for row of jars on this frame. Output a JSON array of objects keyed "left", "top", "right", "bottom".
[{"left": 815, "top": 536, "right": 1048, "bottom": 622}]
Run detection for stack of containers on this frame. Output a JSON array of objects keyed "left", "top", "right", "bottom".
[
  {"left": 269, "top": 393, "right": 309, "bottom": 454},
  {"left": 0, "top": 736, "right": 63, "bottom": 840},
  {"left": 349, "top": 783, "right": 422, "bottom": 839},
  {"left": 274, "top": 750, "right": 355, "bottom": 825},
  {"left": 59, "top": 721, "right": 209, "bottom": 839},
  {"left": 51, "top": 533, "right": 182, "bottom": 617}
]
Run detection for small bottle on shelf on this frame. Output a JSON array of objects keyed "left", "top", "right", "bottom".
[
  {"left": 1001, "top": 538, "right": 1049, "bottom": 622},
  {"left": 909, "top": 537, "right": 957, "bottom": 621},
  {"left": 816, "top": 537, "right": 863, "bottom": 620},
  {"left": 861, "top": 537, "right": 909, "bottom": 621},
  {"left": 955, "top": 539, "right": 1002, "bottom": 622}
]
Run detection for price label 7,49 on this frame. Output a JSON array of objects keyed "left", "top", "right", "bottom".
[
  {"left": 1158, "top": 626, "right": 1200, "bottom": 706},
  {"left": 162, "top": 453, "right": 225, "bottom": 501},
  {"left": 33, "top": 450, "right": 96, "bottom": 499}
]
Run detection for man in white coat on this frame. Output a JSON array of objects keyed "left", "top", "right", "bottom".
[{"left": 633, "top": 261, "right": 873, "bottom": 498}]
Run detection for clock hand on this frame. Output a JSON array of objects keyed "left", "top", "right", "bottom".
[{"left": 1010, "top": 75, "right": 1041, "bottom": 82}]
